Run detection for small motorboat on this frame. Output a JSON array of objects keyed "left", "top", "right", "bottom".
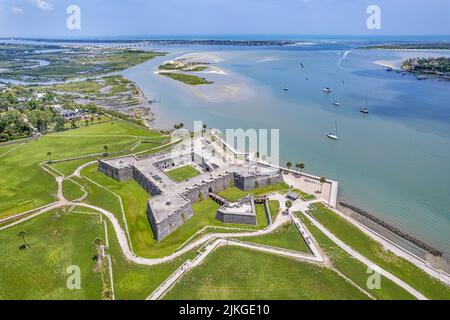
[{"left": 323, "top": 87, "right": 332, "bottom": 93}]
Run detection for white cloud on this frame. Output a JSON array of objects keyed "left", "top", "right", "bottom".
[
  {"left": 35, "top": 0, "right": 54, "bottom": 11},
  {"left": 12, "top": 6, "right": 24, "bottom": 14}
]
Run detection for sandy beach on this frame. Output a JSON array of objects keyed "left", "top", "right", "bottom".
[{"left": 373, "top": 59, "right": 404, "bottom": 70}]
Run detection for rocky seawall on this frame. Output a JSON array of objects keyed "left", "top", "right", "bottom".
[{"left": 339, "top": 201, "right": 443, "bottom": 257}]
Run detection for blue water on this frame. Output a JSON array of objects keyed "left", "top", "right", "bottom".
[
  {"left": 121, "top": 41, "right": 450, "bottom": 256},
  {"left": 3, "top": 36, "right": 449, "bottom": 256}
]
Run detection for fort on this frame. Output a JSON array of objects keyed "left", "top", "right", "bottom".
[{"left": 98, "top": 137, "right": 283, "bottom": 241}]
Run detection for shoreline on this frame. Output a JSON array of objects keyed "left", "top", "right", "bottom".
[
  {"left": 337, "top": 201, "right": 450, "bottom": 273},
  {"left": 133, "top": 60, "right": 450, "bottom": 272},
  {"left": 339, "top": 201, "right": 443, "bottom": 257}
]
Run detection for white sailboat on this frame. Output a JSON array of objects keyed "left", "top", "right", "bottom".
[
  {"left": 360, "top": 99, "right": 369, "bottom": 114},
  {"left": 327, "top": 122, "right": 339, "bottom": 140}
]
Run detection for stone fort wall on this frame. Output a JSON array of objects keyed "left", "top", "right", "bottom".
[
  {"left": 98, "top": 158, "right": 283, "bottom": 242},
  {"left": 98, "top": 160, "right": 134, "bottom": 182},
  {"left": 147, "top": 199, "right": 194, "bottom": 241}
]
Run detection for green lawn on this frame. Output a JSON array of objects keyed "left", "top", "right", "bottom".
[
  {"left": 71, "top": 175, "right": 126, "bottom": 230},
  {"left": 293, "top": 189, "right": 316, "bottom": 201},
  {"left": 268, "top": 200, "right": 281, "bottom": 221},
  {"left": 164, "top": 246, "right": 369, "bottom": 300},
  {"left": 0, "top": 210, "right": 105, "bottom": 300},
  {"left": 240, "top": 222, "right": 311, "bottom": 253},
  {"left": 166, "top": 165, "right": 201, "bottom": 183},
  {"left": 81, "top": 164, "right": 154, "bottom": 258},
  {"left": 62, "top": 179, "right": 85, "bottom": 201},
  {"left": 296, "top": 212, "right": 415, "bottom": 300},
  {"left": 219, "top": 183, "right": 290, "bottom": 202},
  {"left": 0, "top": 206, "right": 198, "bottom": 300},
  {"left": 0, "top": 120, "right": 164, "bottom": 219},
  {"left": 160, "top": 72, "right": 214, "bottom": 85},
  {"left": 307, "top": 203, "right": 450, "bottom": 300},
  {"left": 104, "top": 218, "right": 199, "bottom": 300},
  {"left": 51, "top": 157, "right": 99, "bottom": 177}
]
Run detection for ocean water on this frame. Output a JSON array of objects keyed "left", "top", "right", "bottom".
[{"left": 122, "top": 42, "right": 450, "bottom": 256}]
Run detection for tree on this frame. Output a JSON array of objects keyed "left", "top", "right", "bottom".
[
  {"left": 320, "top": 177, "right": 327, "bottom": 193},
  {"left": 54, "top": 117, "right": 67, "bottom": 132},
  {"left": 47, "top": 151, "right": 52, "bottom": 163},
  {"left": 103, "top": 145, "right": 109, "bottom": 156},
  {"left": 94, "top": 238, "right": 104, "bottom": 246},
  {"left": 285, "top": 200, "right": 293, "bottom": 213},
  {"left": 17, "top": 231, "right": 29, "bottom": 250},
  {"left": 297, "top": 162, "right": 305, "bottom": 177},
  {"left": 286, "top": 162, "right": 292, "bottom": 172}
]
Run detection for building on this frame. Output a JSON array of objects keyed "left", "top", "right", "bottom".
[
  {"left": 98, "top": 138, "right": 283, "bottom": 241},
  {"left": 50, "top": 105, "right": 81, "bottom": 120},
  {"left": 286, "top": 190, "right": 299, "bottom": 201}
]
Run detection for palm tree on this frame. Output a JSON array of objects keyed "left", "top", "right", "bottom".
[
  {"left": 202, "top": 124, "right": 207, "bottom": 136},
  {"left": 103, "top": 145, "right": 109, "bottom": 156},
  {"left": 285, "top": 200, "right": 293, "bottom": 209},
  {"left": 47, "top": 151, "right": 52, "bottom": 163},
  {"left": 298, "top": 162, "right": 305, "bottom": 177},
  {"left": 17, "top": 231, "right": 29, "bottom": 249},
  {"left": 320, "top": 177, "right": 327, "bottom": 193},
  {"left": 286, "top": 162, "right": 292, "bottom": 173},
  {"left": 94, "top": 238, "right": 104, "bottom": 247}
]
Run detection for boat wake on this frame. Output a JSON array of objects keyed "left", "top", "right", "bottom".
[{"left": 337, "top": 50, "right": 352, "bottom": 69}]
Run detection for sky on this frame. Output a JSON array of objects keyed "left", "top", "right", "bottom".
[{"left": 0, "top": 0, "right": 449, "bottom": 38}]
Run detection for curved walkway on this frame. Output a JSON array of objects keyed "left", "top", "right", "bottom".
[
  {"left": 0, "top": 157, "right": 439, "bottom": 301},
  {"left": 303, "top": 211, "right": 428, "bottom": 300}
]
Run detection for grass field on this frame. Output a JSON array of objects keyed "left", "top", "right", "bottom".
[
  {"left": 219, "top": 183, "right": 290, "bottom": 202},
  {"left": 166, "top": 165, "right": 201, "bottom": 182},
  {"left": 0, "top": 206, "right": 198, "bottom": 300},
  {"left": 81, "top": 164, "right": 153, "bottom": 258},
  {"left": 307, "top": 203, "right": 450, "bottom": 300},
  {"left": 0, "top": 120, "right": 164, "bottom": 219},
  {"left": 296, "top": 212, "right": 415, "bottom": 300},
  {"left": 0, "top": 210, "right": 105, "bottom": 300},
  {"left": 240, "top": 222, "right": 311, "bottom": 253},
  {"left": 164, "top": 246, "right": 369, "bottom": 300},
  {"left": 62, "top": 179, "right": 85, "bottom": 201},
  {"left": 294, "top": 189, "right": 316, "bottom": 201},
  {"left": 103, "top": 216, "right": 199, "bottom": 300}
]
